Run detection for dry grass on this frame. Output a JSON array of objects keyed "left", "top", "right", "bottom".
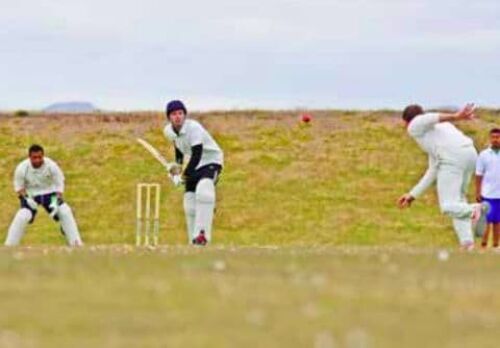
[
  {"left": 0, "top": 109, "right": 498, "bottom": 246},
  {"left": 1, "top": 111, "right": 500, "bottom": 347}
]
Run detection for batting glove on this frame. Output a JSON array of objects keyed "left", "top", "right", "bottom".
[
  {"left": 171, "top": 174, "right": 183, "bottom": 187},
  {"left": 167, "top": 162, "right": 182, "bottom": 176}
]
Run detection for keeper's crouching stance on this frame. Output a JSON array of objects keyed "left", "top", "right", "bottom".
[
  {"left": 164, "top": 100, "right": 223, "bottom": 245},
  {"left": 5, "top": 144, "right": 83, "bottom": 247}
]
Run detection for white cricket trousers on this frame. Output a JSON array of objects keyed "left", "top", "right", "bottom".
[{"left": 436, "top": 145, "right": 478, "bottom": 245}]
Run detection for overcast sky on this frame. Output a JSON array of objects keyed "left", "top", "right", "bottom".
[{"left": 1, "top": 0, "right": 499, "bottom": 111}]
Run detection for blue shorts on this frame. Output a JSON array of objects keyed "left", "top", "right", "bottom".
[{"left": 482, "top": 198, "right": 500, "bottom": 224}]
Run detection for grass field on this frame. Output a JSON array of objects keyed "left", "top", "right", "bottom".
[
  {"left": 0, "top": 246, "right": 499, "bottom": 348},
  {"left": 0, "top": 109, "right": 499, "bottom": 246},
  {"left": 0, "top": 110, "right": 499, "bottom": 347}
]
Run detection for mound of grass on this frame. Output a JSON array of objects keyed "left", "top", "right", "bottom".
[{"left": 0, "top": 110, "right": 497, "bottom": 246}]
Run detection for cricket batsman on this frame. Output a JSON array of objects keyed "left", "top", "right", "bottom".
[
  {"left": 397, "top": 103, "right": 487, "bottom": 250},
  {"left": 5, "top": 144, "right": 83, "bottom": 246},
  {"left": 163, "top": 100, "right": 223, "bottom": 245}
]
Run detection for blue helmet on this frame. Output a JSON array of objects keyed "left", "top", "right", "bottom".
[{"left": 165, "top": 100, "right": 187, "bottom": 118}]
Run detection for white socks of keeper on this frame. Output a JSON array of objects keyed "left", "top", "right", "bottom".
[
  {"left": 4, "top": 204, "right": 83, "bottom": 247},
  {"left": 58, "top": 203, "right": 83, "bottom": 247},
  {"left": 5, "top": 208, "right": 32, "bottom": 246}
]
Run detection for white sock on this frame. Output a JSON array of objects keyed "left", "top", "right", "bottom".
[
  {"left": 5, "top": 208, "right": 32, "bottom": 246},
  {"left": 58, "top": 204, "right": 83, "bottom": 246}
]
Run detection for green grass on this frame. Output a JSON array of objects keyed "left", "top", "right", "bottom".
[
  {"left": 0, "top": 246, "right": 499, "bottom": 348},
  {"left": 0, "top": 109, "right": 497, "bottom": 246},
  {"left": 1, "top": 110, "right": 499, "bottom": 347}
]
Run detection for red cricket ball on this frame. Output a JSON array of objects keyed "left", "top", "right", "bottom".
[{"left": 301, "top": 113, "right": 312, "bottom": 123}]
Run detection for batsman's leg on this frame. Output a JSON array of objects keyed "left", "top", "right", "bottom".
[
  {"left": 194, "top": 178, "right": 216, "bottom": 243},
  {"left": 183, "top": 192, "right": 196, "bottom": 242},
  {"left": 58, "top": 203, "right": 83, "bottom": 246},
  {"left": 5, "top": 208, "right": 33, "bottom": 246}
]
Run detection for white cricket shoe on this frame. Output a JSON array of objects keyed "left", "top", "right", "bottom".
[{"left": 460, "top": 241, "right": 475, "bottom": 252}]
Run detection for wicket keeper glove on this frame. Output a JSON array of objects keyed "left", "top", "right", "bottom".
[
  {"left": 49, "top": 195, "right": 59, "bottom": 218},
  {"left": 25, "top": 196, "right": 38, "bottom": 210}
]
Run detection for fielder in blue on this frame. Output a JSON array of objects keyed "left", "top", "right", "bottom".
[{"left": 475, "top": 128, "right": 500, "bottom": 249}]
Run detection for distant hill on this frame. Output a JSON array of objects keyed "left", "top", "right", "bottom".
[{"left": 44, "top": 102, "right": 99, "bottom": 113}]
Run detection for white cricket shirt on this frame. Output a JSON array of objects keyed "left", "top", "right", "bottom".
[
  {"left": 407, "top": 113, "right": 473, "bottom": 198},
  {"left": 164, "top": 119, "right": 224, "bottom": 169},
  {"left": 476, "top": 147, "right": 500, "bottom": 199},
  {"left": 13, "top": 157, "right": 65, "bottom": 196}
]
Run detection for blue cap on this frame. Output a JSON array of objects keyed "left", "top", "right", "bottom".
[{"left": 166, "top": 100, "right": 187, "bottom": 118}]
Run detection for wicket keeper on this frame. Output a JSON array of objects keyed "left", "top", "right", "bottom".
[{"left": 5, "top": 144, "right": 83, "bottom": 246}]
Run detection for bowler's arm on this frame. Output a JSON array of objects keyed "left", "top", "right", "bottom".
[
  {"left": 438, "top": 103, "right": 476, "bottom": 123},
  {"left": 408, "top": 156, "right": 439, "bottom": 199},
  {"left": 408, "top": 103, "right": 476, "bottom": 137}
]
